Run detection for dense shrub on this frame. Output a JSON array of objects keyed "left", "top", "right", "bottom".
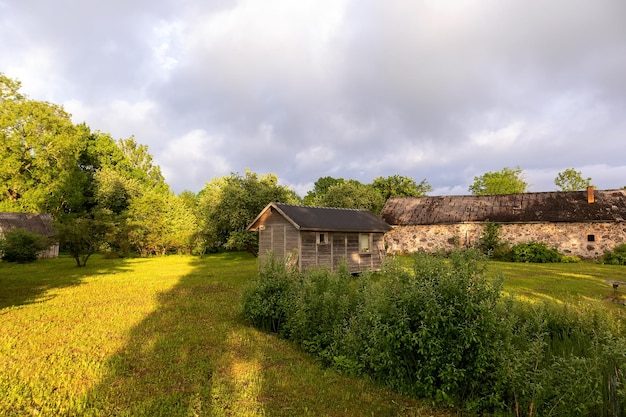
[
  {"left": 243, "top": 250, "right": 626, "bottom": 414},
  {"left": 242, "top": 255, "right": 292, "bottom": 333},
  {"left": 508, "top": 241, "right": 562, "bottom": 263},
  {"left": 0, "top": 229, "right": 50, "bottom": 263},
  {"left": 477, "top": 221, "right": 502, "bottom": 256},
  {"left": 602, "top": 243, "right": 626, "bottom": 265}
]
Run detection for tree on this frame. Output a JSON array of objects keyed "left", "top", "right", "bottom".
[
  {"left": 0, "top": 74, "right": 91, "bottom": 214},
  {"left": 554, "top": 168, "right": 592, "bottom": 191},
  {"left": 199, "top": 171, "right": 300, "bottom": 254},
  {"left": 371, "top": 175, "right": 432, "bottom": 200},
  {"left": 468, "top": 166, "right": 528, "bottom": 195},
  {"left": 315, "top": 180, "right": 386, "bottom": 214},
  {"left": 55, "top": 217, "right": 113, "bottom": 267},
  {"left": 303, "top": 176, "right": 345, "bottom": 205}
]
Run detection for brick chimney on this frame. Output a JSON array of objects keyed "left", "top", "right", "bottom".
[{"left": 587, "top": 185, "right": 595, "bottom": 204}]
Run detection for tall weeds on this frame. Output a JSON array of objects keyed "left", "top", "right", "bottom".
[{"left": 242, "top": 250, "right": 626, "bottom": 415}]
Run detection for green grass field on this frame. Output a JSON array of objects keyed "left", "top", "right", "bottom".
[
  {"left": 488, "top": 260, "right": 626, "bottom": 311},
  {"left": 0, "top": 253, "right": 446, "bottom": 417}
]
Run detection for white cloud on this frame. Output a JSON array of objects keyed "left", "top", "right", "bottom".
[
  {"left": 159, "top": 129, "right": 230, "bottom": 191},
  {"left": 1, "top": 0, "right": 625, "bottom": 195}
]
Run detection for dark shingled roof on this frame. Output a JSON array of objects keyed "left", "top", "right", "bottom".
[
  {"left": 248, "top": 203, "right": 392, "bottom": 232},
  {"left": 0, "top": 212, "right": 56, "bottom": 236},
  {"left": 381, "top": 189, "right": 626, "bottom": 225}
]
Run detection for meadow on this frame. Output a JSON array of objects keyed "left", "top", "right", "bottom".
[
  {"left": 0, "top": 253, "right": 444, "bottom": 417},
  {"left": 1, "top": 253, "right": 625, "bottom": 416}
]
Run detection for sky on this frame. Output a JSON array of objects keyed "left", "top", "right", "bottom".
[{"left": 1, "top": 0, "right": 625, "bottom": 197}]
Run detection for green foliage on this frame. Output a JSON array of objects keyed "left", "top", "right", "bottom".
[
  {"left": 602, "top": 244, "right": 626, "bottom": 265},
  {"left": 0, "top": 229, "right": 50, "bottom": 263},
  {"left": 314, "top": 180, "right": 385, "bottom": 213},
  {"left": 245, "top": 250, "right": 626, "bottom": 414},
  {"left": 303, "top": 176, "right": 345, "bottom": 205},
  {"left": 242, "top": 255, "right": 292, "bottom": 333},
  {"left": 199, "top": 171, "right": 300, "bottom": 252},
  {"left": 371, "top": 175, "right": 432, "bottom": 200},
  {"left": 504, "top": 302, "right": 626, "bottom": 416},
  {"left": 0, "top": 76, "right": 91, "bottom": 215},
  {"left": 468, "top": 166, "right": 528, "bottom": 195},
  {"left": 55, "top": 217, "right": 113, "bottom": 267},
  {"left": 555, "top": 168, "right": 592, "bottom": 191},
  {"left": 281, "top": 263, "right": 357, "bottom": 360},
  {"left": 508, "top": 241, "right": 562, "bottom": 263},
  {"left": 477, "top": 221, "right": 502, "bottom": 256}
]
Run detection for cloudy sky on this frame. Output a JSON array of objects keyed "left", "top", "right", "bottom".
[{"left": 1, "top": 0, "right": 625, "bottom": 196}]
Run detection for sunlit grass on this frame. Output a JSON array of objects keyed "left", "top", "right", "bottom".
[
  {"left": 487, "top": 260, "right": 626, "bottom": 311},
  {"left": 0, "top": 253, "right": 446, "bottom": 416}
]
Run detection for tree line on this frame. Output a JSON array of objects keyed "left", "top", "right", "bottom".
[{"left": 0, "top": 73, "right": 599, "bottom": 263}]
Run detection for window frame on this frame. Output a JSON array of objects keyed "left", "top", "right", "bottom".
[
  {"left": 317, "top": 232, "right": 329, "bottom": 245},
  {"left": 359, "top": 233, "right": 371, "bottom": 253}
]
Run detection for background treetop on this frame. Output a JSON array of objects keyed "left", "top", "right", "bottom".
[
  {"left": 468, "top": 166, "right": 529, "bottom": 195},
  {"left": 554, "top": 168, "right": 592, "bottom": 191}
]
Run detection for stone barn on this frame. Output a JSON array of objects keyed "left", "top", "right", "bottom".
[
  {"left": 247, "top": 202, "right": 392, "bottom": 273},
  {"left": 381, "top": 187, "right": 626, "bottom": 259},
  {"left": 0, "top": 212, "right": 59, "bottom": 259}
]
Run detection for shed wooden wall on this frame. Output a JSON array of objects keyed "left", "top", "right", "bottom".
[
  {"left": 255, "top": 207, "right": 387, "bottom": 273},
  {"left": 257, "top": 208, "right": 300, "bottom": 263},
  {"left": 301, "top": 231, "right": 385, "bottom": 273}
]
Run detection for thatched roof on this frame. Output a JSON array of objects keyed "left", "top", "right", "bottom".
[
  {"left": 248, "top": 203, "right": 392, "bottom": 233},
  {"left": 0, "top": 212, "right": 56, "bottom": 236},
  {"left": 381, "top": 189, "right": 626, "bottom": 225}
]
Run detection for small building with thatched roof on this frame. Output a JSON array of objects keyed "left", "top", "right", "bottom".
[
  {"left": 0, "top": 212, "right": 59, "bottom": 259},
  {"left": 247, "top": 203, "right": 392, "bottom": 273},
  {"left": 381, "top": 187, "right": 626, "bottom": 259}
]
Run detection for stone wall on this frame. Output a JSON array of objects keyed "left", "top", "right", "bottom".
[{"left": 384, "top": 222, "right": 626, "bottom": 259}]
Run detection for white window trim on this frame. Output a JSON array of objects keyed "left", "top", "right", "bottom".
[
  {"left": 359, "top": 233, "right": 371, "bottom": 253},
  {"left": 317, "top": 232, "right": 329, "bottom": 245}
]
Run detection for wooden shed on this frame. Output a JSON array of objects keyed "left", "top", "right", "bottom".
[
  {"left": 0, "top": 212, "right": 59, "bottom": 259},
  {"left": 247, "top": 203, "right": 392, "bottom": 273}
]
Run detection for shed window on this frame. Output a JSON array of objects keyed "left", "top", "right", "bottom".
[
  {"left": 587, "top": 234, "right": 595, "bottom": 242},
  {"left": 317, "top": 233, "right": 329, "bottom": 245},
  {"left": 359, "top": 233, "right": 371, "bottom": 253}
]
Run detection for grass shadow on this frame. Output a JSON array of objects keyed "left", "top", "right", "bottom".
[
  {"left": 80, "top": 252, "right": 433, "bottom": 417},
  {"left": 0, "top": 255, "right": 129, "bottom": 310}
]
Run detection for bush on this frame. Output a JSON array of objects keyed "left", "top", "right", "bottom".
[
  {"left": 0, "top": 229, "right": 50, "bottom": 263},
  {"left": 603, "top": 244, "right": 626, "bottom": 265},
  {"left": 243, "top": 249, "right": 626, "bottom": 414},
  {"left": 242, "top": 255, "right": 292, "bottom": 333},
  {"left": 477, "top": 221, "right": 502, "bottom": 256},
  {"left": 508, "top": 241, "right": 562, "bottom": 263}
]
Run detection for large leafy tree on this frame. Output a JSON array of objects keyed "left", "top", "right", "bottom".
[
  {"left": 315, "top": 180, "right": 386, "bottom": 214},
  {"left": 468, "top": 166, "right": 529, "bottom": 195},
  {"left": 371, "top": 175, "right": 432, "bottom": 200},
  {"left": 199, "top": 171, "right": 300, "bottom": 254},
  {"left": 554, "top": 168, "right": 592, "bottom": 191},
  {"left": 0, "top": 74, "right": 91, "bottom": 215},
  {"left": 303, "top": 176, "right": 345, "bottom": 205},
  {"left": 1, "top": 73, "right": 191, "bottom": 260}
]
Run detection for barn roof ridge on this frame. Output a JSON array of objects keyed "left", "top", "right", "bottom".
[{"left": 381, "top": 188, "right": 626, "bottom": 225}]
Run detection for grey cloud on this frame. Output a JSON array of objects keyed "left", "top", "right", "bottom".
[{"left": 1, "top": 0, "right": 625, "bottom": 195}]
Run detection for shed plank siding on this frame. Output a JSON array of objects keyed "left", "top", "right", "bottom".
[
  {"left": 316, "top": 240, "right": 332, "bottom": 268},
  {"left": 248, "top": 203, "right": 391, "bottom": 273},
  {"left": 257, "top": 209, "right": 299, "bottom": 262},
  {"left": 346, "top": 235, "right": 360, "bottom": 272},
  {"left": 300, "top": 232, "right": 318, "bottom": 267},
  {"left": 332, "top": 234, "right": 348, "bottom": 270}
]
